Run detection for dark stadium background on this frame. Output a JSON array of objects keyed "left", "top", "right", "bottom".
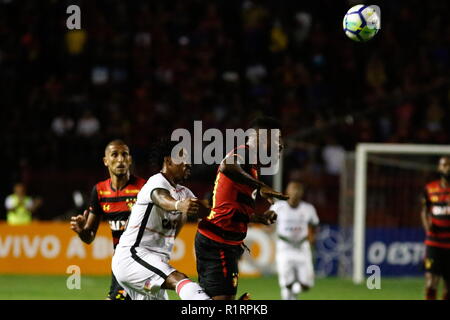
[{"left": 0, "top": 0, "right": 448, "bottom": 227}]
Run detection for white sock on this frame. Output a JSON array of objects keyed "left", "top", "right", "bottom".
[
  {"left": 281, "top": 287, "right": 296, "bottom": 300},
  {"left": 175, "top": 279, "right": 211, "bottom": 300}
]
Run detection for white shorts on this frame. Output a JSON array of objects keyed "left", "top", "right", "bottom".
[
  {"left": 276, "top": 248, "right": 314, "bottom": 288},
  {"left": 112, "top": 246, "right": 176, "bottom": 300}
]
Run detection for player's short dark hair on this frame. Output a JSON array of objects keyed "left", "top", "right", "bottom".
[
  {"left": 105, "top": 139, "right": 128, "bottom": 153},
  {"left": 249, "top": 116, "right": 281, "bottom": 130},
  {"left": 150, "top": 137, "right": 180, "bottom": 168}
]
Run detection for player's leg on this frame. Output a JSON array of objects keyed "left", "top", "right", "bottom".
[
  {"left": 195, "top": 232, "right": 243, "bottom": 300},
  {"left": 441, "top": 250, "right": 450, "bottom": 300},
  {"left": 106, "top": 272, "right": 130, "bottom": 300},
  {"left": 442, "top": 280, "right": 449, "bottom": 300},
  {"left": 112, "top": 247, "right": 174, "bottom": 300},
  {"left": 111, "top": 249, "right": 154, "bottom": 300},
  {"left": 424, "top": 246, "right": 440, "bottom": 300},
  {"left": 276, "top": 252, "right": 296, "bottom": 300},
  {"left": 424, "top": 272, "right": 440, "bottom": 300},
  {"left": 162, "top": 270, "right": 211, "bottom": 300},
  {"left": 298, "top": 247, "right": 315, "bottom": 294}
]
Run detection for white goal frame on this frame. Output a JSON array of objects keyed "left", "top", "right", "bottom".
[{"left": 353, "top": 143, "right": 450, "bottom": 284}]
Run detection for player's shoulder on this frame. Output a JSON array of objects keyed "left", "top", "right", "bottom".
[
  {"left": 146, "top": 173, "right": 172, "bottom": 189},
  {"left": 175, "top": 184, "right": 196, "bottom": 198},
  {"left": 425, "top": 180, "right": 441, "bottom": 192},
  {"left": 272, "top": 200, "right": 288, "bottom": 209},
  {"left": 300, "top": 201, "right": 316, "bottom": 211},
  {"left": 225, "top": 144, "right": 250, "bottom": 162},
  {"left": 300, "top": 200, "right": 314, "bottom": 207},
  {"left": 95, "top": 178, "right": 112, "bottom": 191}
]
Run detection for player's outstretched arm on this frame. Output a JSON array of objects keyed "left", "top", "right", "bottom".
[
  {"left": 70, "top": 209, "right": 101, "bottom": 244},
  {"left": 219, "top": 156, "right": 288, "bottom": 203},
  {"left": 219, "top": 156, "right": 265, "bottom": 189},
  {"left": 250, "top": 210, "right": 277, "bottom": 225},
  {"left": 259, "top": 185, "right": 289, "bottom": 204}
]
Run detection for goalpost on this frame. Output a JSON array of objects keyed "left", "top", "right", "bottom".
[{"left": 353, "top": 143, "right": 450, "bottom": 284}]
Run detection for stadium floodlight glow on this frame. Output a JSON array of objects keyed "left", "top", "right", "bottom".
[{"left": 353, "top": 143, "right": 450, "bottom": 284}]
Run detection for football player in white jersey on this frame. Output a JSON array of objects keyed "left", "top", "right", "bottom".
[
  {"left": 270, "top": 181, "right": 319, "bottom": 300},
  {"left": 112, "top": 139, "right": 210, "bottom": 300}
]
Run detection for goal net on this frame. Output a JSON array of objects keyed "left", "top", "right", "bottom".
[{"left": 339, "top": 144, "right": 450, "bottom": 283}]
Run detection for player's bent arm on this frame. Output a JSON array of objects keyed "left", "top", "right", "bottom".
[
  {"left": 308, "top": 224, "right": 317, "bottom": 244},
  {"left": 420, "top": 204, "right": 431, "bottom": 233},
  {"left": 70, "top": 210, "right": 101, "bottom": 244},
  {"left": 82, "top": 212, "right": 101, "bottom": 244},
  {"left": 151, "top": 189, "right": 201, "bottom": 217},
  {"left": 151, "top": 188, "right": 178, "bottom": 211}
]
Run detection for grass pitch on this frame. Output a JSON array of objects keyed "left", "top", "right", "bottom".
[{"left": 0, "top": 275, "right": 426, "bottom": 300}]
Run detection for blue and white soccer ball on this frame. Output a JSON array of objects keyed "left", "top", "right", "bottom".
[{"left": 343, "top": 5, "right": 381, "bottom": 42}]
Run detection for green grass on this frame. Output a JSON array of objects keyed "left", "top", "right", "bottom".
[{"left": 0, "top": 275, "right": 426, "bottom": 300}]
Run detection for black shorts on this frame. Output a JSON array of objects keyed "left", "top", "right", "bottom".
[
  {"left": 195, "top": 232, "right": 244, "bottom": 297},
  {"left": 108, "top": 273, "right": 130, "bottom": 300},
  {"left": 424, "top": 246, "right": 450, "bottom": 281}
]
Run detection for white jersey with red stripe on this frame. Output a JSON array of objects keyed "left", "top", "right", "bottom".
[{"left": 116, "top": 172, "right": 195, "bottom": 258}]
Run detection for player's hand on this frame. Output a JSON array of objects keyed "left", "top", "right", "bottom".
[
  {"left": 177, "top": 198, "right": 201, "bottom": 216},
  {"left": 70, "top": 209, "right": 89, "bottom": 234},
  {"left": 254, "top": 210, "right": 277, "bottom": 225},
  {"left": 259, "top": 185, "right": 289, "bottom": 204}
]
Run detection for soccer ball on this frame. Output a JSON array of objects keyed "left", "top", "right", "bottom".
[{"left": 343, "top": 5, "right": 380, "bottom": 42}]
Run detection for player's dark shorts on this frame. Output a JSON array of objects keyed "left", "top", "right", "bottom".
[
  {"left": 424, "top": 246, "right": 450, "bottom": 281},
  {"left": 108, "top": 273, "right": 130, "bottom": 300},
  {"left": 195, "top": 232, "right": 244, "bottom": 297}
]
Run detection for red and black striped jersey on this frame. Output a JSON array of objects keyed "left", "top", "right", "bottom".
[
  {"left": 198, "top": 145, "right": 258, "bottom": 245},
  {"left": 424, "top": 180, "right": 450, "bottom": 249},
  {"left": 90, "top": 175, "right": 146, "bottom": 248}
]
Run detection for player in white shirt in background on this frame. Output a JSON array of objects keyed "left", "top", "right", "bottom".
[
  {"left": 270, "top": 181, "right": 319, "bottom": 300},
  {"left": 112, "top": 139, "right": 210, "bottom": 300}
]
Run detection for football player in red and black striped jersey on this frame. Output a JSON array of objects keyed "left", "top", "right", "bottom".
[
  {"left": 70, "top": 140, "right": 146, "bottom": 300},
  {"left": 195, "top": 117, "right": 289, "bottom": 300},
  {"left": 422, "top": 156, "right": 450, "bottom": 300}
]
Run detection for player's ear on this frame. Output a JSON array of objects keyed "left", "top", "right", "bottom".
[
  {"left": 103, "top": 156, "right": 108, "bottom": 167},
  {"left": 163, "top": 156, "right": 171, "bottom": 168}
]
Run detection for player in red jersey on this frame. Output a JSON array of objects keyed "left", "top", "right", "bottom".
[
  {"left": 195, "top": 116, "right": 289, "bottom": 300},
  {"left": 421, "top": 156, "right": 450, "bottom": 300},
  {"left": 70, "top": 140, "right": 146, "bottom": 300}
]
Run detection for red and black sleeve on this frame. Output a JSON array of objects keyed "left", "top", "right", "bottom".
[{"left": 89, "top": 186, "right": 103, "bottom": 215}]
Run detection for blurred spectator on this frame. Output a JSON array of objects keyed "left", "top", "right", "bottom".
[
  {"left": 425, "top": 98, "right": 444, "bottom": 133},
  {"left": 51, "top": 113, "right": 75, "bottom": 137},
  {"left": 76, "top": 110, "right": 100, "bottom": 138},
  {"left": 292, "top": 12, "right": 312, "bottom": 48},
  {"left": 322, "top": 135, "right": 345, "bottom": 176},
  {"left": 5, "top": 183, "right": 42, "bottom": 225}
]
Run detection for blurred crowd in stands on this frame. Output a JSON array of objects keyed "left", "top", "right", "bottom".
[{"left": 0, "top": 0, "right": 449, "bottom": 221}]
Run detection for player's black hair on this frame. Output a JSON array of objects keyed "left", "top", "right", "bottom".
[
  {"left": 104, "top": 139, "right": 128, "bottom": 154},
  {"left": 249, "top": 116, "right": 281, "bottom": 130},
  {"left": 150, "top": 137, "right": 181, "bottom": 168}
]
